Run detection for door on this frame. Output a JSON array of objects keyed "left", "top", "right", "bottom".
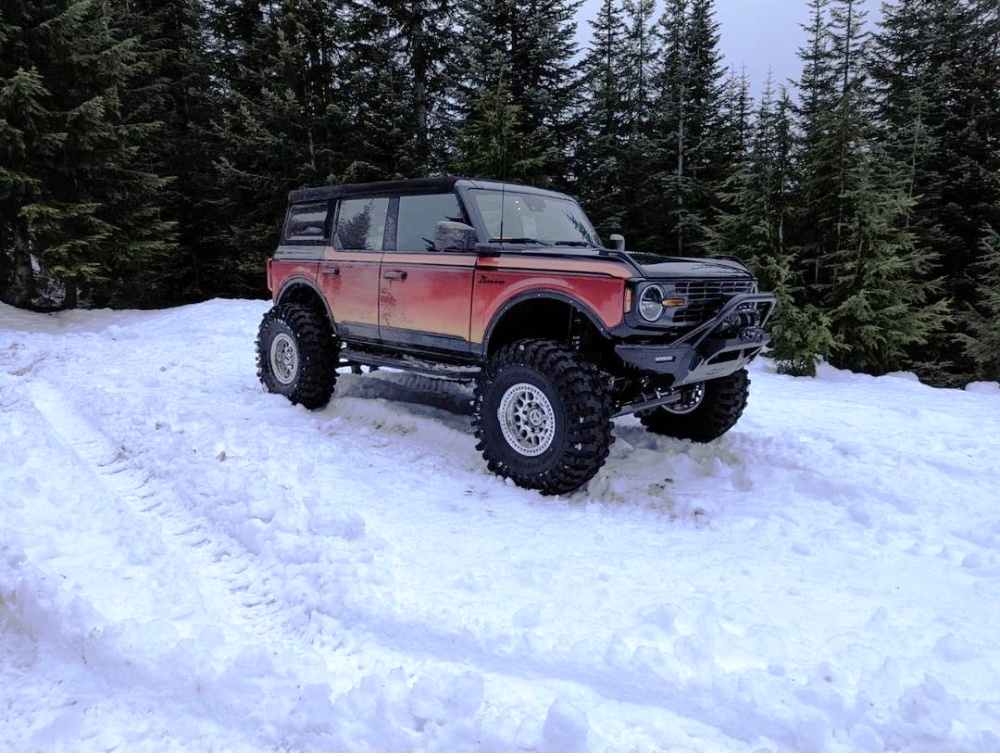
[
  {"left": 378, "top": 193, "right": 476, "bottom": 354},
  {"left": 320, "top": 196, "right": 390, "bottom": 343}
]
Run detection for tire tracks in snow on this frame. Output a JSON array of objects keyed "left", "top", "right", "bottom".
[{"left": 20, "top": 375, "right": 813, "bottom": 749}]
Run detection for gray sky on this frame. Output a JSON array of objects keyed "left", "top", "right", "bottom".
[{"left": 576, "top": 0, "right": 815, "bottom": 95}]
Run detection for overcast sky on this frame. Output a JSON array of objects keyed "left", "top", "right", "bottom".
[{"left": 576, "top": 0, "right": 817, "bottom": 95}]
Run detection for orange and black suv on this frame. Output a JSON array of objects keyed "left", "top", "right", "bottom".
[{"left": 257, "top": 177, "right": 776, "bottom": 494}]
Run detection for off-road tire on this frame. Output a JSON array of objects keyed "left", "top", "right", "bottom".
[
  {"left": 639, "top": 369, "right": 750, "bottom": 442},
  {"left": 256, "top": 304, "right": 338, "bottom": 410},
  {"left": 473, "top": 339, "right": 613, "bottom": 495}
]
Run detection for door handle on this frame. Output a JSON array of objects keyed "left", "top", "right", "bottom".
[
  {"left": 383, "top": 270, "right": 408, "bottom": 281},
  {"left": 321, "top": 264, "right": 340, "bottom": 276}
]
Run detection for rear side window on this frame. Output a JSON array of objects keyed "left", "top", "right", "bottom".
[
  {"left": 335, "top": 197, "right": 389, "bottom": 251},
  {"left": 395, "top": 193, "right": 465, "bottom": 252},
  {"left": 284, "top": 202, "right": 328, "bottom": 243}
]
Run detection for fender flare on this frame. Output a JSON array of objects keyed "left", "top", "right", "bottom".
[
  {"left": 274, "top": 276, "right": 337, "bottom": 331},
  {"left": 481, "top": 290, "right": 613, "bottom": 355}
]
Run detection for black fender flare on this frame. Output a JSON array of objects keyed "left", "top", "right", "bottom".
[
  {"left": 481, "top": 290, "right": 613, "bottom": 356},
  {"left": 274, "top": 276, "right": 337, "bottom": 332}
]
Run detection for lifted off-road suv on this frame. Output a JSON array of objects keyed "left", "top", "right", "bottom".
[{"left": 257, "top": 177, "right": 776, "bottom": 494}]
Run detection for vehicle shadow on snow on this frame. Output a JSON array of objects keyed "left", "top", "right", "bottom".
[
  {"left": 334, "top": 370, "right": 474, "bottom": 419},
  {"left": 333, "top": 370, "right": 744, "bottom": 518}
]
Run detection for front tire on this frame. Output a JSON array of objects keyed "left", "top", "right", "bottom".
[
  {"left": 256, "top": 304, "right": 338, "bottom": 409},
  {"left": 473, "top": 340, "right": 613, "bottom": 495},
  {"left": 639, "top": 369, "right": 750, "bottom": 442}
]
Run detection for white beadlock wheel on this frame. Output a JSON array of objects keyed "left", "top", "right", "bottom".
[
  {"left": 269, "top": 333, "right": 299, "bottom": 386},
  {"left": 498, "top": 382, "right": 557, "bottom": 457}
]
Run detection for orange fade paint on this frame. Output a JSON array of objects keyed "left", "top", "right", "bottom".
[{"left": 268, "top": 251, "right": 632, "bottom": 347}]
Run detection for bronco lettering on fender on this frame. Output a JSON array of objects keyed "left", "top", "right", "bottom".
[{"left": 257, "top": 177, "right": 776, "bottom": 495}]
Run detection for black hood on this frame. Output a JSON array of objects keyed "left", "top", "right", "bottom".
[{"left": 623, "top": 251, "right": 753, "bottom": 279}]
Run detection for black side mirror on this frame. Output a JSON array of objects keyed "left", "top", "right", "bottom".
[
  {"left": 435, "top": 221, "right": 478, "bottom": 252},
  {"left": 609, "top": 234, "right": 626, "bottom": 252}
]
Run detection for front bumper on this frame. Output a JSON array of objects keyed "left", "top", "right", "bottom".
[{"left": 614, "top": 293, "right": 777, "bottom": 386}]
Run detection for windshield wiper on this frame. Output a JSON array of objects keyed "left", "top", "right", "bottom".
[
  {"left": 553, "top": 240, "right": 593, "bottom": 248},
  {"left": 488, "top": 237, "right": 551, "bottom": 246}
]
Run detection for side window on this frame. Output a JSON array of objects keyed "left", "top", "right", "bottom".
[
  {"left": 395, "top": 193, "right": 465, "bottom": 252},
  {"left": 334, "top": 197, "right": 389, "bottom": 251},
  {"left": 284, "top": 202, "right": 328, "bottom": 243}
]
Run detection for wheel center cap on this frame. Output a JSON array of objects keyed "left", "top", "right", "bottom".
[{"left": 527, "top": 407, "right": 545, "bottom": 427}]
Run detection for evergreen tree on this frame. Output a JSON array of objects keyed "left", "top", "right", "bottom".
[
  {"left": 1, "top": 0, "right": 172, "bottom": 308},
  {"left": 791, "top": 0, "right": 949, "bottom": 376},
  {"left": 870, "top": 0, "right": 1000, "bottom": 383},
  {"left": 452, "top": 0, "right": 583, "bottom": 186},
  {"left": 576, "top": 0, "right": 629, "bottom": 237},
  {"left": 453, "top": 74, "right": 545, "bottom": 181},
  {"left": 642, "top": 0, "right": 727, "bottom": 254},
  {"left": 204, "top": 0, "right": 352, "bottom": 296},
  {"left": 115, "top": 0, "right": 223, "bottom": 304},
  {"left": 710, "top": 78, "right": 836, "bottom": 375},
  {"left": 960, "top": 227, "right": 1000, "bottom": 382}
]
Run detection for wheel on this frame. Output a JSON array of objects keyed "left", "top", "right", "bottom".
[
  {"left": 473, "top": 339, "right": 613, "bottom": 495},
  {"left": 639, "top": 369, "right": 749, "bottom": 442},
  {"left": 256, "top": 304, "right": 338, "bottom": 409}
]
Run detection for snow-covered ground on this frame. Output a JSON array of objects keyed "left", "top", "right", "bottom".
[{"left": 1, "top": 298, "right": 998, "bottom": 751}]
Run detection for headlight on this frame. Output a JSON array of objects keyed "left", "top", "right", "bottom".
[{"left": 638, "top": 285, "right": 665, "bottom": 322}]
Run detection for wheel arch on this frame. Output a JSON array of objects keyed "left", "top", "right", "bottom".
[
  {"left": 274, "top": 277, "right": 335, "bottom": 331},
  {"left": 482, "top": 292, "right": 612, "bottom": 358}
]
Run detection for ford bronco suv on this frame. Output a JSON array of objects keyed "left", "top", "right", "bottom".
[{"left": 256, "top": 177, "right": 776, "bottom": 494}]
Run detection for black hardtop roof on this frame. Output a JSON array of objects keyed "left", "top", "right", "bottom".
[{"left": 287, "top": 177, "right": 572, "bottom": 204}]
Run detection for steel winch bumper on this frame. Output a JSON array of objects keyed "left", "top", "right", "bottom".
[{"left": 614, "top": 293, "right": 778, "bottom": 387}]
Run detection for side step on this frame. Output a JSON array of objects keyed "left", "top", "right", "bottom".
[{"left": 340, "top": 347, "right": 481, "bottom": 382}]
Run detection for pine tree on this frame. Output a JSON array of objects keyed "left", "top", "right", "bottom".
[
  {"left": 791, "top": 0, "right": 949, "bottom": 376},
  {"left": 710, "top": 78, "right": 836, "bottom": 375},
  {"left": 576, "top": 0, "right": 630, "bottom": 237},
  {"left": 870, "top": 0, "right": 1000, "bottom": 383},
  {"left": 115, "top": 0, "right": 222, "bottom": 304},
  {"left": 643, "top": 0, "right": 727, "bottom": 255},
  {"left": 452, "top": 0, "right": 583, "bottom": 186},
  {"left": 204, "top": 0, "right": 353, "bottom": 296},
  {"left": 960, "top": 227, "right": 1000, "bottom": 382},
  {"left": 453, "top": 75, "right": 545, "bottom": 181},
  {"left": 1, "top": 0, "right": 173, "bottom": 308}
]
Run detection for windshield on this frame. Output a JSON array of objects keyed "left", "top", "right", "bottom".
[{"left": 469, "top": 189, "right": 601, "bottom": 248}]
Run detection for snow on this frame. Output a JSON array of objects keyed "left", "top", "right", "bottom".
[{"left": 2, "top": 298, "right": 999, "bottom": 751}]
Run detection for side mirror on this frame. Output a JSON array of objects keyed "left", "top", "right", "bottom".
[
  {"left": 435, "top": 221, "right": 477, "bottom": 252},
  {"left": 609, "top": 234, "right": 626, "bottom": 252}
]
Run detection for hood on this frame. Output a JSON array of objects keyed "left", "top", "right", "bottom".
[{"left": 624, "top": 251, "right": 753, "bottom": 279}]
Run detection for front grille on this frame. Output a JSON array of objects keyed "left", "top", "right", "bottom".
[{"left": 672, "top": 278, "right": 755, "bottom": 324}]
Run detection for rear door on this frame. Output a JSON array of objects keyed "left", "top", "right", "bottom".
[
  {"left": 320, "top": 196, "right": 390, "bottom": 343},
  {"left": 378, "top": 192, "right": 476, "bottom": 354}
]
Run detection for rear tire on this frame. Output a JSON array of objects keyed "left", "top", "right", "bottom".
[
  {"left": 473, "top": 339, "right": 613, "bottom": 495},
  {"left": 639, "top": 369, "right": 750, "bottom": 442},
  {"left": 256, "top": 304, "right": 338, "bottom": 409}
]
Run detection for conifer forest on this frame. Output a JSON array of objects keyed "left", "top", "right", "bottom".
[{"left": 2, "top": 0, "right": 999, "bottom": 386}]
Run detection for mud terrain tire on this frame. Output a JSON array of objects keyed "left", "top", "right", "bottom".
[
  {"left": 256, "top": 304, "right": 338, "bottom": 409},
  {"left": 639, "top": 369, "right": 749, "bottom": 442},
  {"left": 473, "top": 339, "right": 613, "bottom": 495}
]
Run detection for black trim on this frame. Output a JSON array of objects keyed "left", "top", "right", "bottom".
[
  {"left": 482, "top": 290, "right": 613, "bottom": 352},
  {"left": 291, "top": 177, "right": 462, "bottom": 204},
  {"left": 275, "top": 276, "right": 336, "bottom": 328},
  {"left": 377, "top": 325, "right": 473, "bottom": 355}
]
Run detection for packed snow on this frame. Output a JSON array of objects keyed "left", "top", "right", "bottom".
[{"left": 1, "top": 298, "right": 999, "bottom": 751}]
